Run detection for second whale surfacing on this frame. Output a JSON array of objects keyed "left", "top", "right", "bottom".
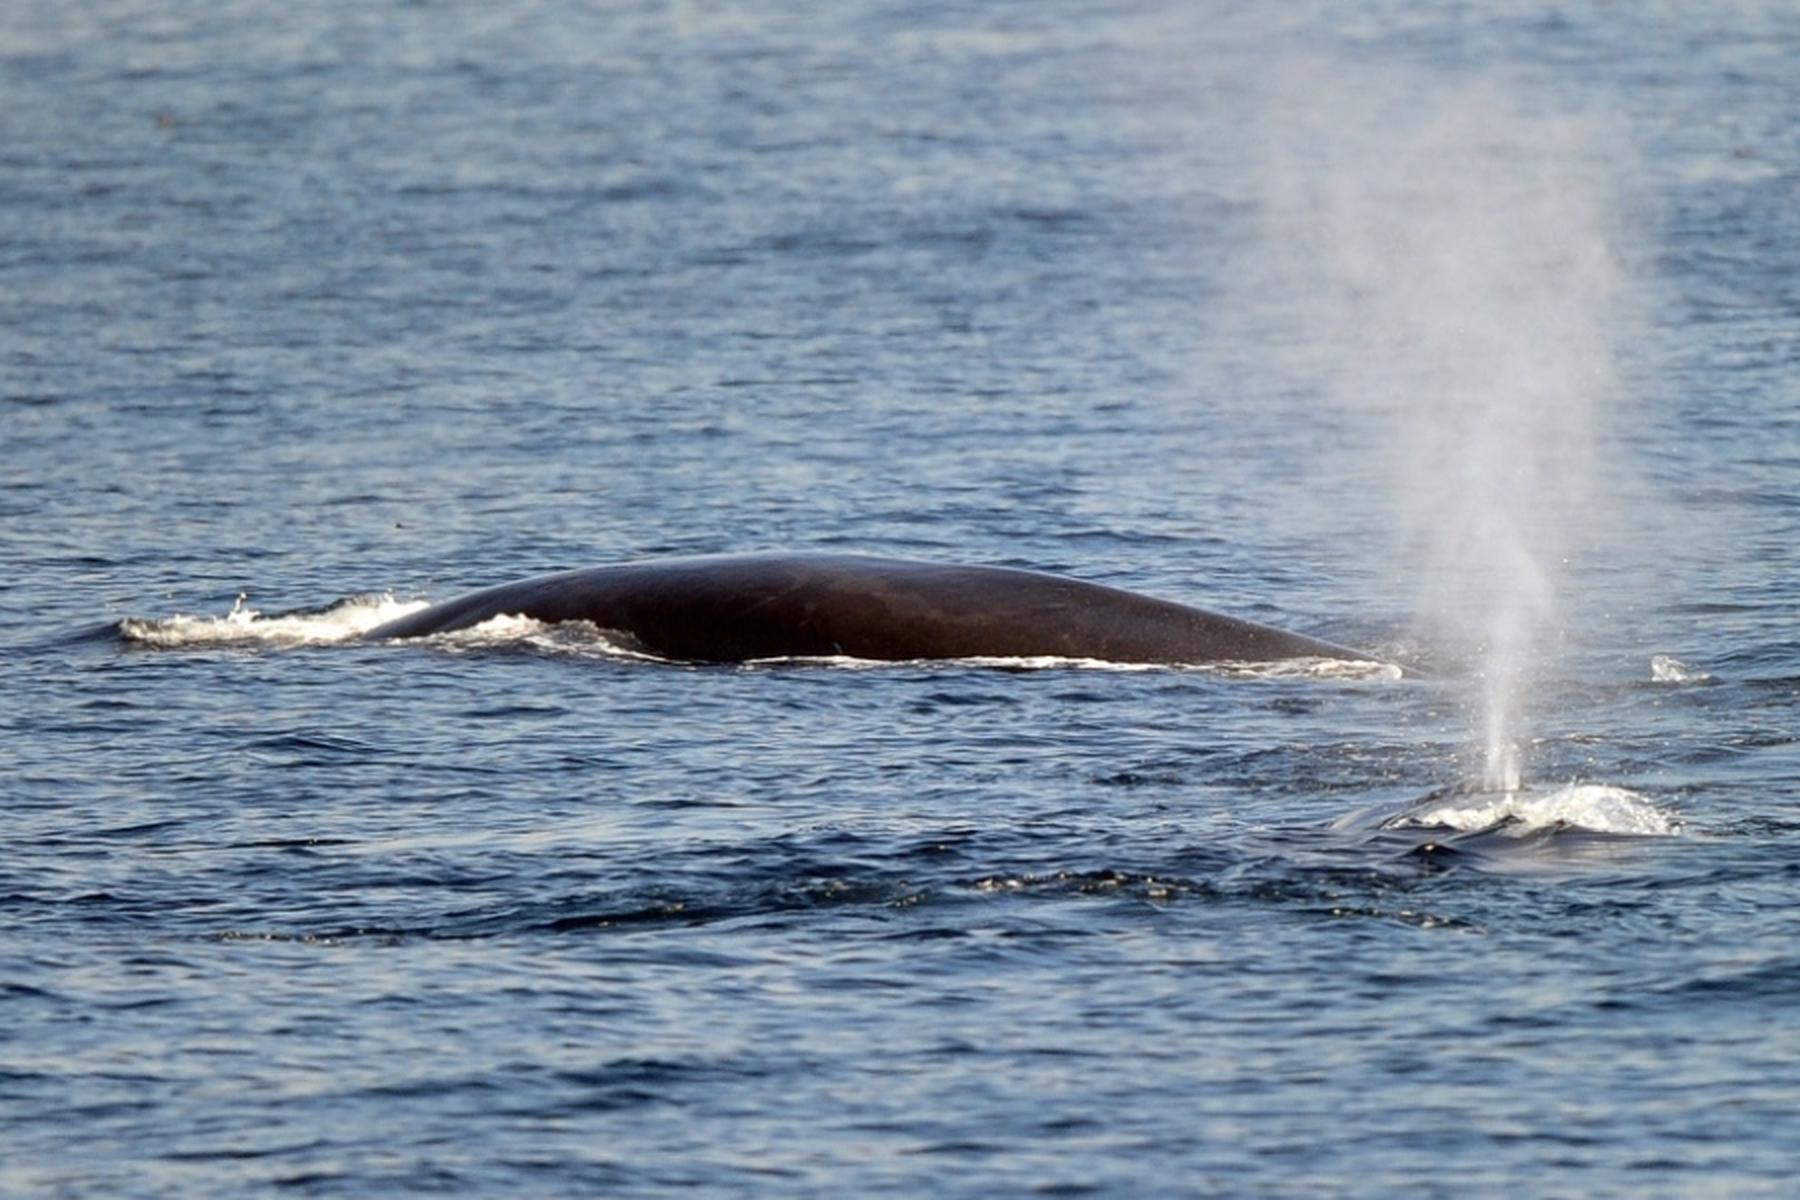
[{"left": 363, "top": 553, "right": 1399, "bottom": 672}]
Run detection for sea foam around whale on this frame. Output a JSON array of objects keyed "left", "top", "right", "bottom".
[
  {"left": 119, "top": 596, "right": 1403, "bottom": 678},
  {"left": 1385, "top": 781, "right": 1679, "bottom": 837},
  {"left": 119, "top": 593, "right": 427, "bottom": 647}
]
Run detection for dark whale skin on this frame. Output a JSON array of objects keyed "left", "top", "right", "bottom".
[{"left": 363, "top": 553, "right": 1385, "bottom": 668}]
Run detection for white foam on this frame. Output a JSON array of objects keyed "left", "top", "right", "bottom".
[
  {"left": 431, "top": 615, "right": 658, "bottom": 659},
  {"left": 392, "top": 616, "right": 1409, "bottom": 674},
  {"left": 739, "top": 653, "right": 1173, "bottom": 672},
  {"left": 1203, "top": 657, "right": 1403, "bottom": 681},
  {"left": 121, "top": 601, "right": 1408, "bottom": 681},
  {"left": 1397, "top": 782, "right": 1678, "bottom": 837},
  {"left": 120, "top": 593, "right": 428, "bottom": 648},
  {"left": 1651, "top": 654, "right": 1711, "bottom": 683},
  {"left": 747, "top": 654, "right": 1401, "bottom": 677},
  {"left": 421, "top": 624, "right": 1407, "bottom": 675}
]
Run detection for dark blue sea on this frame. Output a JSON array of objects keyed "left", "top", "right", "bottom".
[{"left": 4, "top": 2, "right": 1797, "bottom": 1195}]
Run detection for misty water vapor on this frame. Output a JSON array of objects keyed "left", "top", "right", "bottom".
[{"left": 1233, "top": 62, "right": 1643, "bottom": 788}]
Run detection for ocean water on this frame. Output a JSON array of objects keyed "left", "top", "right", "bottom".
[{"left": 4, "top": 1, "right": 1797, "bottom": 1196}]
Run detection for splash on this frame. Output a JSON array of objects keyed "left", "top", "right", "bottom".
[
  {"left": 120, "top": 593, "right": 427, "bottom": 647},
  {"left": 430, "top": 615, "right": 658, "bottom": 659},
  {"left": 1240, "top": 63, "right": 1641, "bottom": 788},
  {"left": 1650, "top": 654, "right": 1711, "bottom": 684},
  {"left": 1390, "top": 782, "right": 1677, "bottom": 838}
]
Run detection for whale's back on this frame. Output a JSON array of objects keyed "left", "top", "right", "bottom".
[{"left": 361, "top": 553, "right": 1373, "bottom": 667}]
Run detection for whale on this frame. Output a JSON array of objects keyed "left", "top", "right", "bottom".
[{"left": 361, "top": 552, "right": 1399, "bottom": 671}]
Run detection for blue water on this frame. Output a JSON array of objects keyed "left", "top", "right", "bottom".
[{"left": 5, "top": 1, "right": 1798, "bottom": 1195}]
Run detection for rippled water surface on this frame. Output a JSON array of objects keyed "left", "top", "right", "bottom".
[{"left": 4, "top": 2, "right": 1798, "bottom": 1196}]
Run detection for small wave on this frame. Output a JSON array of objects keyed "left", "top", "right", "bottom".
[
  {"left": 391, "top": 615, "right": 1407, "bottom": 675},
  {"left": 1651, "top": 654, "right": 1712, "bottom": 683},
  {"left": 1388, "top": 782, "right": 1678, "bottom": 837},
  {"left": 120, "top": 593, "right": 427, "bottom": 648},
  {"left": 1202, "top": 657, "right": 1403, "bottom": 681},
  {"left": 748, "top": 652, "right": 1168, "bottom": 671},
  {"left": 428, "top": 615, "right": 660, "bottom": 659},
  {"left": 736, "top": 653, "right": 1398, "bottom": 677}
]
